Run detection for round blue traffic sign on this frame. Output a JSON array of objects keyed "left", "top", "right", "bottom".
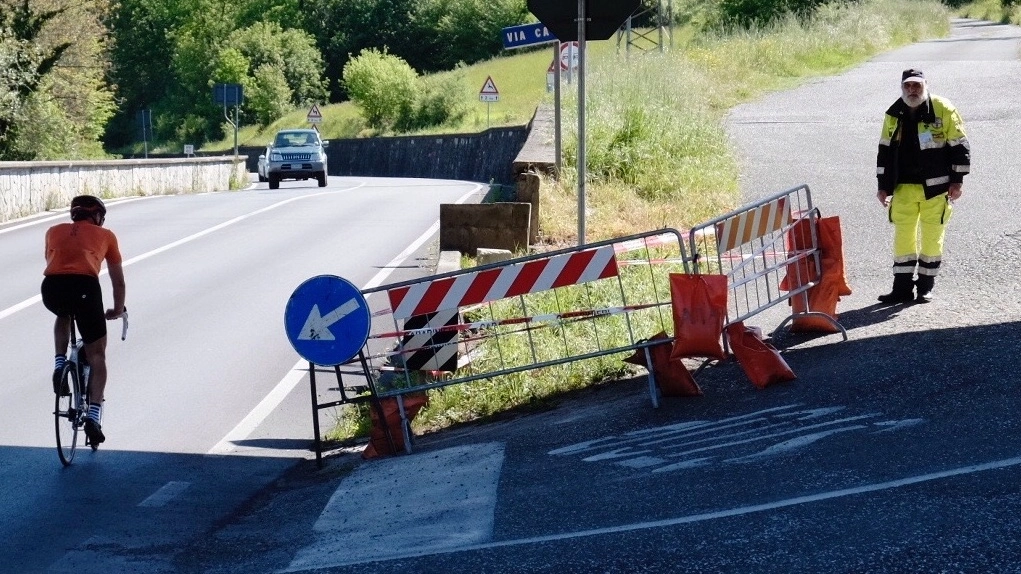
[{"left": 284, "top": 275, "right": 370, "bottom": 366}]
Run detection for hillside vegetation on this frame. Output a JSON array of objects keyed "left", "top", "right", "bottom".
[{"left": 225, "top": 0, "right": 951, "bottom": 249}]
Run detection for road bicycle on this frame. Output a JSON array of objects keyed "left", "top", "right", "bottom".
[{"left": 54, "top": 311, "right": 129, "bottom": 466}]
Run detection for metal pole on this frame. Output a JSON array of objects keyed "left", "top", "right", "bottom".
[
  {"left": 308, "top": 362, "right": 323, "bottom": 468},
  {"left": 554, "top": 43, "right": 562, "bottom": 176},
  {"left": 577, "top": 0, "right": 587, "bottom": 245}
]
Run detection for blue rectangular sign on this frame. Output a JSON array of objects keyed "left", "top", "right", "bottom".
[{"left": 501, "top": 22, "right": 557, "bottom": 49}]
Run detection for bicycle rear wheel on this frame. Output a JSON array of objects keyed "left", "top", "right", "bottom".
[{"left": 54, "top": 363, "right": 81, "bottom": 466}]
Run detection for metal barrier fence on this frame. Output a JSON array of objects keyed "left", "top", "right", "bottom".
[
  {"left": 302, "top": 188, "right": 850, "bottom": 462},
  {"left": 316, "top": 229, "right": 692, "bottom": 454},
  {"left": 687, "top": 184, "right": 846, "bottom": 340}
]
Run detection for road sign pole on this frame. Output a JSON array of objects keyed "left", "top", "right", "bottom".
[
  {"left": 577, "top": 0, "right": 587, "bottom": 245},
  {"left": 554, "top": 43, "right": 562, "bottom": 176}
]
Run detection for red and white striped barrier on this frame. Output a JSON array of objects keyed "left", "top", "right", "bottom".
[{"left": 387, "top": 245, "right": 619, "bottom": 320}]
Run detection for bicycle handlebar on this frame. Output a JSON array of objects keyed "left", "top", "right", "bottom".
[{"left": 119, "top": 309, "right": 129, "bottom": 341}]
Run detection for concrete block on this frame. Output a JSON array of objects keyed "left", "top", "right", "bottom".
[
  {"left": 476, "top": 248, "right": 513, "bottom": 266},
  {"left": 440, "top": 202, "right": 531, "bottom": 256},
  {"left": 516, "top": 173, "right": 541, "bottom": 245},
  {"left": 437, "top": 250, "right": 462, "bottom": 274}
]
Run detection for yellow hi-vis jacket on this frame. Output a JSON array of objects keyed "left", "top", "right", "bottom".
[{"left": 877, "top": 94, "right": 970, "bottom": 200}]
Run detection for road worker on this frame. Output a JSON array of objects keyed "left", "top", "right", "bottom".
[{"left": 876, "top": 68, "right": 970, "bottom": 304}]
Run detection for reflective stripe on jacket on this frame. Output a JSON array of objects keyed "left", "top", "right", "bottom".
[{"left": 877, "top": 94, "right": 970, "bottom": 199}]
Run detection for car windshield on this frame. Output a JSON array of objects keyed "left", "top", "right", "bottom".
[{"left": 274, "top": 132, "right": 318, "bottom": 147}]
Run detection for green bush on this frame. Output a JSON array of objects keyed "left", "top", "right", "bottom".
[
  {"left": 342, "top": 48, "right": 418, "bottom": 132},
  {"left": 396, "top": 70, "right": 471, "bottom": 132},
  {"left": 344, "top": 48, "right": 471, "bottom": 133}
]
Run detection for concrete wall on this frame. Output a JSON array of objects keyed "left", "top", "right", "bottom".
[
  {"left": 0, "top": 156, "right": 246, "bottom": 223},
  {"left": 440, "top": 202, "right": 532, "bottom": 256},
  {"left": 238, "top": 125, "right": 529, "bottom": 185}
]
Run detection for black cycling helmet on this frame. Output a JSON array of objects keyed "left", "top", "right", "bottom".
[{"left": 70, "top": 195, "right": 107, "bottom": 224}]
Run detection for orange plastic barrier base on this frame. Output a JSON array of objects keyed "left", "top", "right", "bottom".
[
  {"left": 362, "top": 393, "right": 429, "bottom": 459},
  {"left": 668, "top": 273, "right": 728, "bottom": 361},
  {"left": 780, "top": 216, "right": 852, "bottom": 333},
  {"left": 624, "top": 332, "right": 703, "bottom": 397},
  {"left": 725, "top": 322, "right": 796, "bottom": 389}
]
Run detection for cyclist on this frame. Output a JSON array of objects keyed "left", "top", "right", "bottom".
[{"left": 41, "top": 195, "right": 126, "bottom": 446}]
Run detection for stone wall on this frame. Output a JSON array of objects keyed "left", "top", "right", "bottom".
[
  {"left": 0, "top": 156, "right": 246, "bottom": 223},
  {"left": 238, "top": 125, "right": 530, "bottom": 185}
]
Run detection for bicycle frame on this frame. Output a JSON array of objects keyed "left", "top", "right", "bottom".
[{"left": 54, "top": 310, "right": 128, "bottom": 466}]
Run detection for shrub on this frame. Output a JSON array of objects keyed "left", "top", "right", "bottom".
[
  {"left": 342, "top": 48, "right": 417, "bottom": 132},
  {"left": 397, "top": 70, "right": 471, "bottom": 132}
]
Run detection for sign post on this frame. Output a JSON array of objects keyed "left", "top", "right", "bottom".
[
  {"left": 479, "top": 76, "right": 500, "bottom": 128},
  {"left": 527, "top": 0, "right": 640, "bottom": 245},
  {"left": 212, "top": 83, "right": 244, "bottom": 156}
]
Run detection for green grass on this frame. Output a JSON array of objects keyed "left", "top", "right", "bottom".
[
  {"left": 294, "top": 0, "right": 953, "bottom": 444},
  {"left": 958, "top": 0, "right": 1021, "bottom": 24}
]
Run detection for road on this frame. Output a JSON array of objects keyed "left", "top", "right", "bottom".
[
  {"left": 0, "top": 176, "right": 485, "bottom": 572},
  {"left": 4, "top": 17, "right": 1020, "bottom": 574}
]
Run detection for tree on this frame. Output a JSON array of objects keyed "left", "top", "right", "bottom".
[
  {"left": 103, "top": 0, "right": 199, "bottom": 150},
  {"left": 0, "top": 0, "right": 114, "bottom": 159},
  {"left": 225, "top": 21, "right": 328, "bottom": 111}
]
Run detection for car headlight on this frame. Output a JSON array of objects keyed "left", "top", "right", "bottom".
[{"left": 270, "top": 152, "right": 282, "bottom": 161}]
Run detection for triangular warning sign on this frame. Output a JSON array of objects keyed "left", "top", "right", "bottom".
[
  {"left": 307, "top": 104, "right": 322, "bottom": 119},
  {"left": 480, "top": 76, "right": 499, "bottom": 95}
]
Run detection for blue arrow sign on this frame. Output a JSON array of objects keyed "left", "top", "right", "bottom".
[
  {"left": 501, "top": 22, "right": 558, "bottom": 49},
  {"left": 284, "top": 275, "right": 370, "bottom": 366}
]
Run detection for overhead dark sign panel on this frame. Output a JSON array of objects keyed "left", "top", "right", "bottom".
[{"left": 526, "top": 0, "right": 641, "bottom": 41}]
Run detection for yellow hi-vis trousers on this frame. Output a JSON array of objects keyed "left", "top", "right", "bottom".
[{"left": 888, "top": 183, "right": 953, "bottom": 277}]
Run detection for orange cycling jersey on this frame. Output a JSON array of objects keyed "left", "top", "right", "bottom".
[{"left": 44, "top": 222, "right": 122, "bottom": 277}]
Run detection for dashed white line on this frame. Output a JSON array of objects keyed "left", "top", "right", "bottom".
[{"left": 138, "top": 481, "right": 191, "bottom": 508}]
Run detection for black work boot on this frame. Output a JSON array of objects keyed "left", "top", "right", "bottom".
[
  {"left": 915, "top": 275, "right": 935, "bottom": 303},
  {"left": 878, "top": 273, "right": 916, "bottom": 304}
]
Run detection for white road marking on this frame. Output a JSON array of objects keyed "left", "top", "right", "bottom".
[
  {"left": 138, "top": 481, "right": 191, "bottom": 508},
  {"left": 281, "top": 454, "right": 1021, "bottom": 570},
  {"left": 284, "top": 442, "right": 505, "bottom": 572}
]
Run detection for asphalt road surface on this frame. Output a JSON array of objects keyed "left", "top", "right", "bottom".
[{"left": 4, "top": 17, "right": 1021, "bottom": 574}]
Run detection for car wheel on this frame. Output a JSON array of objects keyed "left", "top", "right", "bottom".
[
  {"left": 258, "top": 173, "right": 267, "bottom": 183},
  {"left": 317, "top": 172, "right": 328, "bottom": 187},
  {"left": 268, "top": 174, "right": 280, "bottom": 190}
]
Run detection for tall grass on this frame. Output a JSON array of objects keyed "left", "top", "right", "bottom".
[
  {"left": 539, "top": 0, "right": 951, "bottom": 244},
  {"left": 961, "top": 0, "right": 1021, "bottom": 24}
]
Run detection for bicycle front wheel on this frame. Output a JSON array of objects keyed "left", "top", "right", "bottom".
[{"left": 54, "top": 363, "right": 81, "bottom": 466}]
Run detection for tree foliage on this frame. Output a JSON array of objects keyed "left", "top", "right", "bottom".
[
  {"left": 342, "top": 47, "right": 417, "bottom": 132},
  {"left": 0, "top": 0, "right": 114, "bottom": 160}
]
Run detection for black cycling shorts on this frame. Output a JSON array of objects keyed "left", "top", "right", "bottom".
[{"left": 41, "top": 274, "right": 107, "bottom": 344}]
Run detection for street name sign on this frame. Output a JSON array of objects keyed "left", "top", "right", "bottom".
[{"left": 501, "top": 22, "right": 557, "bottom": 49}]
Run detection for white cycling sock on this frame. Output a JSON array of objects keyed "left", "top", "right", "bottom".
[
  {"left": 88, "top": 404, "right": 102, "bottom": 423},
  {"left": 54, "top": 354, "right": 66, "bottom": 370}
]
